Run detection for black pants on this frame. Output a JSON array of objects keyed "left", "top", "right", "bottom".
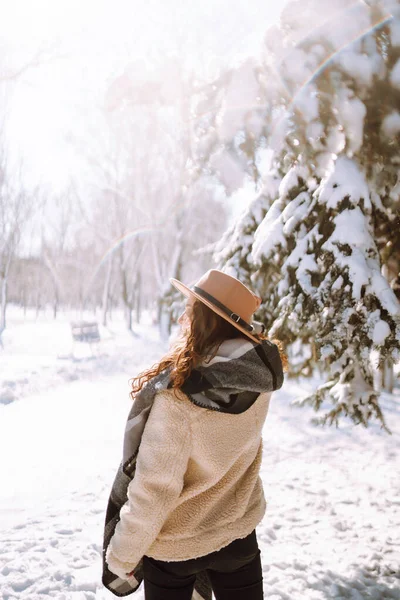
[{"left": 143, "top": 530, "right": 263, "bottom": 600}]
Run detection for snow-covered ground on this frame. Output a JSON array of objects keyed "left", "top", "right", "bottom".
[
  {"left": 0, "top": 307, "right": 162, "bottom": 407},
  {"left": 0, "top": 309, "right": 399, "bottom": 600}
]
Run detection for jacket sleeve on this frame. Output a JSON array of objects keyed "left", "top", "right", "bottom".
[{"left": 106, "top": 390, "right": 192, "bottom": 579}]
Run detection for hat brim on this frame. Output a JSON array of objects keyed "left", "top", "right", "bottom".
[{"left": 170, "top": 277, "right": 261, "bottom": 344}]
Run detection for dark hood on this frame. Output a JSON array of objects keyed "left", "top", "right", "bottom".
[{"left": 180, "top": 337, "right": 284, "bottom": 414}]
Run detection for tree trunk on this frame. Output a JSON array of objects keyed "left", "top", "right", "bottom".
[
  {"left": 120, "top": 257, "right": 135, "bottom": 332},
  {"left": 0, "top": 275, "right": 6, "bottom": 348},
  {"left": 156, "top": 234, "right": 183, "bottom": 339},
  {"left": 382, "top": 358, "right": 394, "bottom": 393},
  {"left": 122, "top": 289, "right": 132, "bottom": 331},
  {"left": 159, "top": 304, "right": 171, "bottom": 341},
  {"left": 126, "top": 305, "right": 132, "bottom": 331},
  {"left": 102, "top": 255, "right": 113, "bottom": 327},
  {"left": 0, "top": 252, "right": 12, "bottom": 331},
  {"left": 0, "top": 275, "right": 7, "bottom": 331},
  {"left": 43, "top": 253, "right": 61, "bottom": 321},
  {"left": 35, "top": 291, "right": 41, "bottom": 319},
  {"left": 135, "top": 271, "right": 142, "bottom": 324},
  {"left": 53, "top": 293, "right": 58, "bottom": 319}
]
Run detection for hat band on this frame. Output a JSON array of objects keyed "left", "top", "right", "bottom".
[{"left": 193, "top": 286, "right": 254, "bottom": 333}]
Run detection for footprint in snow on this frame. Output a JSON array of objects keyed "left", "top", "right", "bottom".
[
  {"left": 10, "top": 578, "right": 35, "bottom": 592},
  {"left": 55, "top": 529, "right": 75, "bottom": 535}
]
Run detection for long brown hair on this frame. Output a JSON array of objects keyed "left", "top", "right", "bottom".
[{"left": 129, "top": 299, "right": 287, "bottom": 401}]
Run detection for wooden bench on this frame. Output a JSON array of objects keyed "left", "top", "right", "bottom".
[{"left": 70, "top": 321, "right": 100, "bottom": 348}]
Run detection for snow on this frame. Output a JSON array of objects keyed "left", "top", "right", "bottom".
[
  {"left": 389, "top": 173, "right": 400, "bottom": 202},
  {"left": 281, "top": 48, "right": 310, "bottom": 85},
  {"left": 278, "top": 166, "right": 307, "bottom": 199},
  {"left": 1, "top": 312, "right": 400, "bottom": 600},
  {"left": 281, "top": 192, "right": 310, "bottom": 235},
  {"left": 335, "top": 90, "right": 367, "bottom": 156},
  {"left": 294, "top": 87, "right": 319, "bottom": 123},
  {"left": 329, "top": 362, "right": 372, "bottom": 408},
  {"left": 316, "top": 157, "right": 371, "bottom": 211},
  {"left": 384, "top": 0, "right": 400, "bottom": 19},
  {"left": 381, "top": 111, "right": 400, "bottom": 139},
  {"left": 313, "top": 152, "right": 335, "bottom": 177},
  {"left": 337, "top": 51, "right": 374, "bottom": 88},
  {"left": 260, "top": 172, "right": 280, "bottom": 204},
  {"left": 331, "top": 275, "right": 344, "bottom": 291},
  {"left": 373, "top": 319, "right": 392, "bottom": 345},
  {"left": 291, "top": 251, "right": 318, "bottom": 294},
  {"left": 324, "top": 2, "right": 371, "bottom": 52},
  {"left": 0, "top": 307, "right": 162, "bottom": 407},
  {"left": 210, "top": 150, "right": 245, "bottom": 194},
  {"left": 252, "top": 199, "right": 286, "bottom": 262},
  {"left": 306, "top": 121, "right": 324, "bottom": 147},
  {"left": 370, "top": 270, "right": 400, "bottom": 317},
  {"left": 390, "top": 58, "right": 400, "bottom": 90},
  {"left": 269, "top": 106, "right": 290, "bottom": 151},
  {"left": 323, "top": 241, "right": 370, "bottom": 302},
  {"left": 216, "top": 59, "right": 260, "bottom": 143},
  {"left": 391, "top": 20, "right": 400, "bottom": 47},
  {"left": 331, "top": 208, "right": 369, "bottom": 246}
]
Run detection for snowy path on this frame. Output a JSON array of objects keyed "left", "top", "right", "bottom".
[
  {"left": 1, "top": 349, "right": 399, "bottom": 599},
  {"left": 258, "top": 381, "right": 400, "bottom": 600}
]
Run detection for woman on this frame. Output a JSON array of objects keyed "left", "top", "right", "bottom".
[{"left": 104, "top": 269, "right": 285, "bottom": 600}]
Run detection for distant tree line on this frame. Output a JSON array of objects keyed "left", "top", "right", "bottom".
[{"left": 1, "top": 54, "right": 228, "bottom": 339}]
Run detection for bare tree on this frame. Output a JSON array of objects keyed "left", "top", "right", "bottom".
[
  {"left": 0, "top": 34, "right": 72, "bottom": 337},
  {"left": 37, "top": 184, "right": 79, "bottom": 318},
  {"left": 65, "top": 58, "right": 229, "bottom": 333},
  {"left": 0, "top": 145, "right": 39, "bottom": 337}
]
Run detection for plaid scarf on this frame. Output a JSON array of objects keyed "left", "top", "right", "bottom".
[{"left": 102, "top": 337, "right": 283, "bottom": 598}]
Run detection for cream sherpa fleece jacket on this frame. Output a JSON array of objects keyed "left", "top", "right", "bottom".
[{"left": 106, "top": 387, "right": 271, "bottom": 575}]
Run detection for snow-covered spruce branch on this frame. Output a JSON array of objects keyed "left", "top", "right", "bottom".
[{"left": 213, "top": 0, "right": 400, "bottom": 428}]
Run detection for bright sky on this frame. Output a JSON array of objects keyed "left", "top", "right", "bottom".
[{"left": 1, "top": 0, "right": 289, "bottom": 192}]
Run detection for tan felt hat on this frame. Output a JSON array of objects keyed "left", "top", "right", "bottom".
[{"left": 170, "top": 269, "right": 263, "bottom": 344}]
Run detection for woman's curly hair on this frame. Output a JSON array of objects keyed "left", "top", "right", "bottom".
[{"left": 130, "top": 299, "right": 287, "bottom": 401}]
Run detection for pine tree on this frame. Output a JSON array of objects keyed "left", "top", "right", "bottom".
[{"left": 215, "top": 0, "right": 400, "bottom": 429}]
